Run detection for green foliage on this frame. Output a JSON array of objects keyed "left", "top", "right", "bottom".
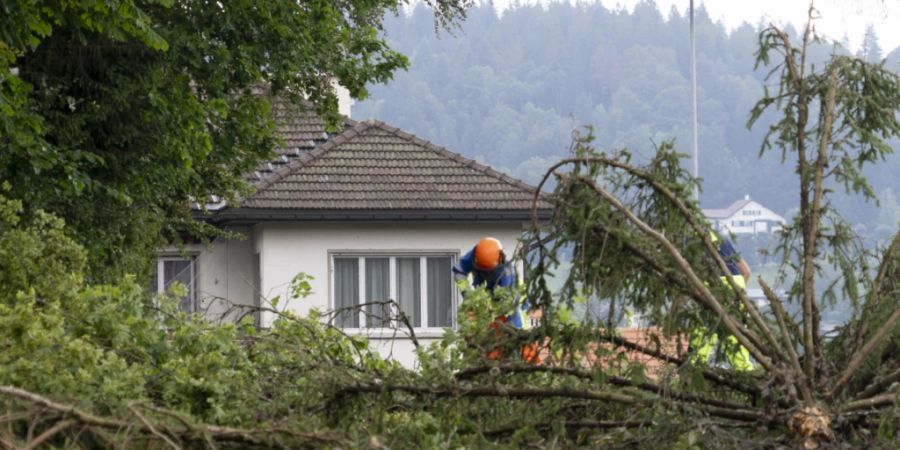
[
  {"left": 0, "top": 194, "right": 401, "bottom": 445},
  {"left": 2, "top": 2, "right": 899, "bottom": 449},
  {"left": 0, "top": 0, "right": 468, "bottom": 281},
  {"left": 1, "top": 196, "right": 761, "bottom": 447}
]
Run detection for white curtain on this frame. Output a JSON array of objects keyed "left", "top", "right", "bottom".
[
  {"left": 334, "top": 258, "right": 359, "bottom": 328},
  {"left": 396, "top": 257, "right": 421, "bottom": 327},
  {"left": 365, "top": 258, "right": 391, "bottom": 327},
  {"left": 427, "top": 257, "right": 452, "bottom": 327}
]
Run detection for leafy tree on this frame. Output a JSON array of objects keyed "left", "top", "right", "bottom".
[{"left": 0, "top": 0, "right": 469, "bottom": 281}]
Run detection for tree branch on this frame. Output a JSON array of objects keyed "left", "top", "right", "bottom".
[
  {"left": 802, "top": 64, "right": 838, "bottom": 385},
  {"left": 760, "top": 278, "right": 812, "bottom": 403},
  {"left": 344, "top": 383, "right": 766, "bottom": 422},
  {"left": 128, "top": 404, "right": 182, "bottom": 450},
  {"left": 22, "top": 419, "right": 75, "bottom": 450},
  {"left": 454, "top": 364, "right": 747, "bottom": 410},
  {"left": 533, "top": 154, "right": 786, "bottom": 370},
  {"left": 849, "top": 233, "right": 900, "bottom": 358},
  {"left": 828, "top": 308, "right": 900, "bottom": 400},
  {"left": 484, "top": 420, "right": 648, "bottom": 438},
  {"left": 856, "top": 367, "right": 900, "bottom": 401},
  {"left": 0, "top": 386, "right": 343, "bottom": 447},
  {"left": 534, "top": 156, "right": 784, "bottom": 363},
  {"left": 840, "top": 393, "right": 898, "bottom": 413},
  {"left": 568, "top": 175, "right": 774, "bottom": 371},
  {"left": 592, "top": 330, "right": 760, "bottom": 396}
]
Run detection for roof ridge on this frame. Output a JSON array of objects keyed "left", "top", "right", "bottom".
[{"left": 359, "top": 119, "right": 541, "bottom": 194}]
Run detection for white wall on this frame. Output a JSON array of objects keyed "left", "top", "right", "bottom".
[
  {"left": 254, "top": 222, "right": 525, "bottom": 367},
  {"left": 720, "top": 201, "right": 786, "bottom": 235}
]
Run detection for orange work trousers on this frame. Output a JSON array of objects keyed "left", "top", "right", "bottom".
[{"left": 485, "top": 316, "right": 542, "bottom": 364}]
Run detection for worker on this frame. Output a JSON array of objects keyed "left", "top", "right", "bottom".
[
  {"left": 689, "top": 230, "right": 754, "bottom": 371},
  {"left": 454, "top": 237, "right": 539, "bottom": 362}
]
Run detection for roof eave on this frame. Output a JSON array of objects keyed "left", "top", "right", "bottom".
[{"left": 198, "top": 208, "right": 553, "bottom": 225}]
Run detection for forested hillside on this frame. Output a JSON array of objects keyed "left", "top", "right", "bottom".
[{"left": 357, "top": 1, "right": 900, "bottom": 241}]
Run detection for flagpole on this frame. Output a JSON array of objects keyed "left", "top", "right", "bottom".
[{"left": 690, "top": 0, "right": 699, "bottom": 202}]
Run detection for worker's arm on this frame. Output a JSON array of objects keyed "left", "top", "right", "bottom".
[
  {"left": 717, "top": 237, "right": 751, "bottom": 281},
  {"left": 738, "top": 259, "right": 751, "bottom": 283},
  {"left": 453, "top": 247, "right": 475, "bottom": 284}
]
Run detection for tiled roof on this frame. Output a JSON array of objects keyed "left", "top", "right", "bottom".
[
  {"left": 242, "top": 119, "right": 551, "bottom": 212},
  {"left": 702, "top": 198, "right": 753, "bottom": 220},
  {"left": 248, "top": 98, "right": 355, "bottom": 185}
]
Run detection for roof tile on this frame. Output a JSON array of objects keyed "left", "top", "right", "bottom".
[{"left": 238, "top": 105, "right": 551, "bottom": 213}]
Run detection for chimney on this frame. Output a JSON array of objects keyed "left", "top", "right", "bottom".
[
  {"left": 744, "top": 194, "right": 750, "bottom": 200},
  {"left": 330, "top": 79, "right": 354, "bottom": 118}
]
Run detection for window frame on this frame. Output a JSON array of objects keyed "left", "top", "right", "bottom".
[
  {"left": 152, "top": 255, "right": 198, "bottom": 313},
  {"left": 329, "top": 251, "right": 459, "bottom": 334},
  {"left": 731, "top": 220, "right": 754, "bottom": 227}
]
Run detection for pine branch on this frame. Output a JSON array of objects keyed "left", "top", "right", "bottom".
[
  {"left": 592, "top": 330, "right": 760, "bottom": 396},
  {"left": 534, "top": 156, "right": 784, "bottom": 362},
  {"left": 856, "top": 367, "right": 900, "bottom": 401},
  {"left": 483, "top": 420, "right": 648, "bottom": 438},
  {"left": 802, "top": 64, "right": 838, "bottom": 387},
  {"left": 343, "top": 383, "right": 767, "bottom": 422},
  {"left": 828, "top": 308, "right": 900, "bottom": 401},
  {"left": 848, "top": 234, "right": 900, "bottom": 359},
  {"left": 840, "top": 393, "right": 898, "bottom": 413},
  {"left": 568, "top": 175, "right": 774, "bottom": 372},
  {"left": 760, "top": 278, "right": 812, "bottom": 403},
  {"left": 454, "top": 364, "right": 748, "bottom": 410}
]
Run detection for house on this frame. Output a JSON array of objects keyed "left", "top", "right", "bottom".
[
  {"left": 152, "top": 98, "right": 552, "bottom": 367},
  {"left": 702, "top": 195, "right": 786, "bottom": 235}
]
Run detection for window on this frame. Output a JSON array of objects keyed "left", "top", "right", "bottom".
[
  {"left": 151, "top": 257, "right": 196, "bottom": 312},
  {"left": 742, "top": 210, "right": 761, "bottom": 216},
  {"left": 332, "top": 254, "right": 455, "bottom": 329},
  {"left": 731, "top": 220, "right": 754, "bottom": 227}
]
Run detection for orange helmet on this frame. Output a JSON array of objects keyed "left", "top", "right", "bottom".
[{"left": 474, "top": 237, "right": 503, "bottom": 271}]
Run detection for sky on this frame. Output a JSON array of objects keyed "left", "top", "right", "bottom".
[{"left": 488, "top": 0, "right": 899, "bottom": 54}]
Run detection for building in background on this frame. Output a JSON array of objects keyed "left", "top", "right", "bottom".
[
  {"left": 153, "top": 95, "right": 552, "bottom": 367},
  {"left": 703, "top": 195, "right": 786, "bottom": 235}
]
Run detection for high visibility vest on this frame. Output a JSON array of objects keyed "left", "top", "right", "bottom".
[{"left": 695, "top": 230, "right": 754, "bottom": 371}]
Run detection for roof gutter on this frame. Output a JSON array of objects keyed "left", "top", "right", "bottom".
[{"left": 197, "top": 208, "right": 553, "bottom": 225}]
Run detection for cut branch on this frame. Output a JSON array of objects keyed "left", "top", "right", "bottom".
[
  {"left": 344, "top": 383, "right": 767, "bottom": 422},
  {"left": 856, "top": 367, "right": 900, "bottom": 401},
  {"left": 569, "top": 175, "right": 774, "bottom": 371},
  {"left": 484, "top": 420, "right": 648, "bottom": 438},
  {"left": 801, "top": 64, "right": 838, "bottom": 386},
  {"left": 761, "top": 278, "right": 812, "bottom": 403},
  {"left": 840, "top": 393, "right": 899, "bottom": 413},
  {"left": 593, "top": 330, "right": 760, "bottom": 396},
  {"left": 532, "top": 156, "right": 784, "bottom": 363},
  {"left": 454, "top": 364, "right": 747, "bottom": 410},
  {"left": 849, "top": 234, "right": 900, "bottom": 357},
  {"left": 828, "top": 308, "right": 900, "bottom": 400}
]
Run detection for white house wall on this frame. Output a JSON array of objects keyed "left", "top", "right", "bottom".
[
  {"left": 255, "top": 222, "right": 524, "bottom": 367},
  {"left": 718, "top": 200, "right": 785, "bottom": 235}
]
